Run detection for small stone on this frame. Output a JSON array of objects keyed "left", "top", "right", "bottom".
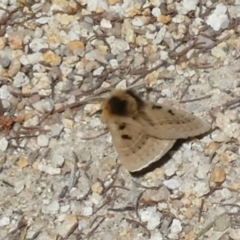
[
  {"left": 150, "top": 0, "right": 161, "bottom": 7},
  {"left": 206, "top": 3, "right": 229, "bottom": 31},
  {"left": 42, "top": 99, "right": 54, "bottom": 112},
  {"left": 21, "top": 53, "right": 42, "bottom": 66},
  {"left": 13, "top": 72, "right": 30, "bottom": 88},
  {"left": 204, "top": 142, "right": 220, "bottom": 157},
  {"left": 82, "top": 206, "right": 93, "bottom": 216},
  {"left": 230, "top": 229, "right": 240, "bottom": 239},
  {"left": 154, "top": 26, "right": 166, "bottom": 44},
  {"left": 54, "top": 13, "right": 79, "bottom": 26},
  {"left": 139, "top": 206, "right": 161, "bottom": 231},
  {"left": 38, "top": 163, "right": 61, "bottom": 175},
  {"left": 0, "top": 57, "right": 11, "bottom": 68},
  {"left": 29, "top": 38, "right": 48, "bottom": 52},
  {"left": 37, "top": 134, "right": 49, "bottom": 147},
  {"left": 90, "top": 192, "right": 102, "bottom": 205},
  {"left": 193, "top": 181, "right": 210, "bottom": 197},
  {"left": 157, "top": 15, "right": 171, "bottom": 24},
  {"left": 176, "top": 0, "right": 199, "bottom": 14},
  {"left": 56, "top": 215, "right": 78, "bottom": 236},
  {"left": 142, "top": 186, "right": 170, "bottom": 203},
  {"left": 0, "top": 137, "right": 8, "bottom": 151},
  {"left": 106, "top": 36, "right": 130, "bottom": 55},
  {"left": 0, "top": 217, "right": 10, "bottom": 227},
  {"left": 91, "top": 182, "right": 104, "bottom": 194},
  {"left": 8, "top": 59, "right": 21, "bottom": 77},
  {"left": 52, "top": 154, "right": 65, "bottom": 168},
  {"left": 210, "top": 167, "right": 226, "bottom": 184},
  {"left": 68, "top": 40, "right": 85, "bottom": 51},
  {"left": 14, "top": 180, "right": 25, "bottom": 194},
  {"left": 152, "top": 7, "right": 161, "bottom": 17},
  {"left": 163, "top": 178, "right": 181, "bottom": 190},
  {"left": 42, "top": 200, "right": 60, "bottom": 214},
  {"left": 195, "top": 164, "right": 211, "bottom": 180},
  {"left": 107, "top": 0, "right": 121, "bottom": 5},
  {"left": 100, "top": 18, "right": 112, "bottom": 28},
  {"left": 93, "top": 66, "right": 104, "bottom": 76},
  {"left": 62, "top": 118, "right": 74, "bottom": 129},
  {"left": 149, "top": 232, "right": 163, "bottom": 240},
  {"left": 41, "top": 50, "right": 61, "bottom": 66},
  {"left": 213, "top": 213, "right": 230, "bottom": 232},
  {"left": 184, "top": 207, "right": 197, "bottom": 219},
  {"left": 8, "top": 33, "right": 23, "bottom": 49},
  {"left": 17, "top": 157, "right": 29, "bottom": 169},
  {"left": 0, "top": 37, "right": 6, "bottom": 49},
  {"left": 170, "top": 219, "right": 182, "bottom": 234},
  {"left": 211, "top": 43, "right": 227, "bottom": 59}
]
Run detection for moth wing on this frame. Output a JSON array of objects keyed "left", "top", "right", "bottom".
[
  {"left": 139, "top": 102, "right": 211, "bottom": 139},
  {"left": 106, "top": 117, "right": 175, "bottom": 172}
]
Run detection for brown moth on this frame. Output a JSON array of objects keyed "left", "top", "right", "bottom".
[{"left": 100, "top": 89, "right": 211, "bottom": 172}]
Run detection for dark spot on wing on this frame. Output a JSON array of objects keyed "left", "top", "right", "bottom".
[
  {"left": 152, "top": 105, "right": 162, "bottom": 109},
  {"left": 168, "top": 109, "right": 175, "bottom": 116},
  {"left": 126, "top": 90, "right": 144, "bottom": 109},
  {"left": 121, "top": 134, "right": 132, "bottom": 140},
  {"left": 118, "top": 123, "right": 126, "bottom": 130},
  {"left": 108, "top": 96, "right": 128, "bottom": 116}
]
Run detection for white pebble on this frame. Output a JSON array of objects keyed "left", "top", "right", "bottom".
[
  {"left": 29, "top": 38, "right": 48, "bottom": 52},
  {"left": 163, "top": 178, "right": 181, "bottom": 190},
  {"left": 152, "top": 7, "right": 161, "bottom": 17},
  {"left": 20, "top": 53, "right": 42, "bottom": 65},
  {"left": 51, "top": 154, "right": 65, "bottom": 168},
  {"left": 42, "top": 200, "right": 60, "bottom": 214},
  {"left": 193, "top": 180, "right": 210, "bottom": 197},
  {"left": 196, "top": 164, "right": 211, "bottom": 179},
  {"left": 153, "top": 26, "right": 166, "bottom": 44},
  {"left": 0, "top": 137, "right": 8, "bottom": 151},
  {"left": 132, "top": 18, "right": 145, "bottom": 27},
  {"left": 170, "top": 219, "right": 182, "bottom": 234},
  {"left": 82, "top": 206, "right": 93, "bottom": 216},
  {"left": 13, "top": 72, "right": 30, "bottom": 88},
  {"left": 37, "top": 134, "right": 49, "bottom": 147},
  {"left": 100, "top": 18, "right": 112, "bottom": 28},
  {"left": 176, "top": 0, "right": 199, "bottom": 14},
  {"left": 106, "top": 36, "right": 130, "bottom": 55},
  {"left": 109, "top": 59, "right": 119, "bottom": 68},
  {"left": 38, "top": 163, "right": 61, "bottom": 175},
  {"left": 0, "top": 217, "right": 10, "bottom": 227},
  {"left": 93, "top": 66, "right": 104, "bottom": 76},
  {"left": 206, "top": 3, "right": 229, "bottom": 31},
  {"left": 139, "top": 206, "right": 161, "bottom": 230},
  {"left": 149, "top": 232, "right": 163, "bottom": 240},
  {"left": 150, "top": 0, "right": 161, "bottom": 7}
]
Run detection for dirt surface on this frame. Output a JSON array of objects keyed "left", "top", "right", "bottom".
[{"left": 1, "top": 1, "right": 240, "bottom": 240}]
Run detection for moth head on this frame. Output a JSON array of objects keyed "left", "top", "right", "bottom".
[{"left": 101, "top": 89, "right": 144, "bottom": 123}]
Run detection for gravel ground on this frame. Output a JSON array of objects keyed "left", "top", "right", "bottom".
[{"left": 0, "top": 0, "right": 240, "bottom": 240}]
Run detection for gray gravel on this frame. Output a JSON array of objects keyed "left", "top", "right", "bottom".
[{"left": 1, "top": 0, "right": 240, "bottom": 240}]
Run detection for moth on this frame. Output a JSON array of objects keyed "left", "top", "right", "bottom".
[{"left": 100, "top": 89, "right": 211, "bottom": 172}]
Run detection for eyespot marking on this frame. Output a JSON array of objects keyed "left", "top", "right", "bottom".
[
  {"left": 168, "top": 109, "right": 175, "bottom": 116},
  {"left": 119, "top": 123, "right": 126, "bottom": 130},
  {"left": 121, "top": 134, "right": 132, "bottom": 140},
  {"left": 152, "top": 105, "right": 162, "bottom": 109}
]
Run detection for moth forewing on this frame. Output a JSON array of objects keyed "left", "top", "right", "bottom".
[
  {"left": 110, "top": 125, "right": 176, "bottom": 172},
  {"left": 100, "top": 89, "right": 211, "bottom": 172},
  {"left": 138, "top": 102, "right": 211, "bottom": 140}
]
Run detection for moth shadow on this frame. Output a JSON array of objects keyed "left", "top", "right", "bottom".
[{"left": 131, "top": 140, "right": 185, "bottom": 178}]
